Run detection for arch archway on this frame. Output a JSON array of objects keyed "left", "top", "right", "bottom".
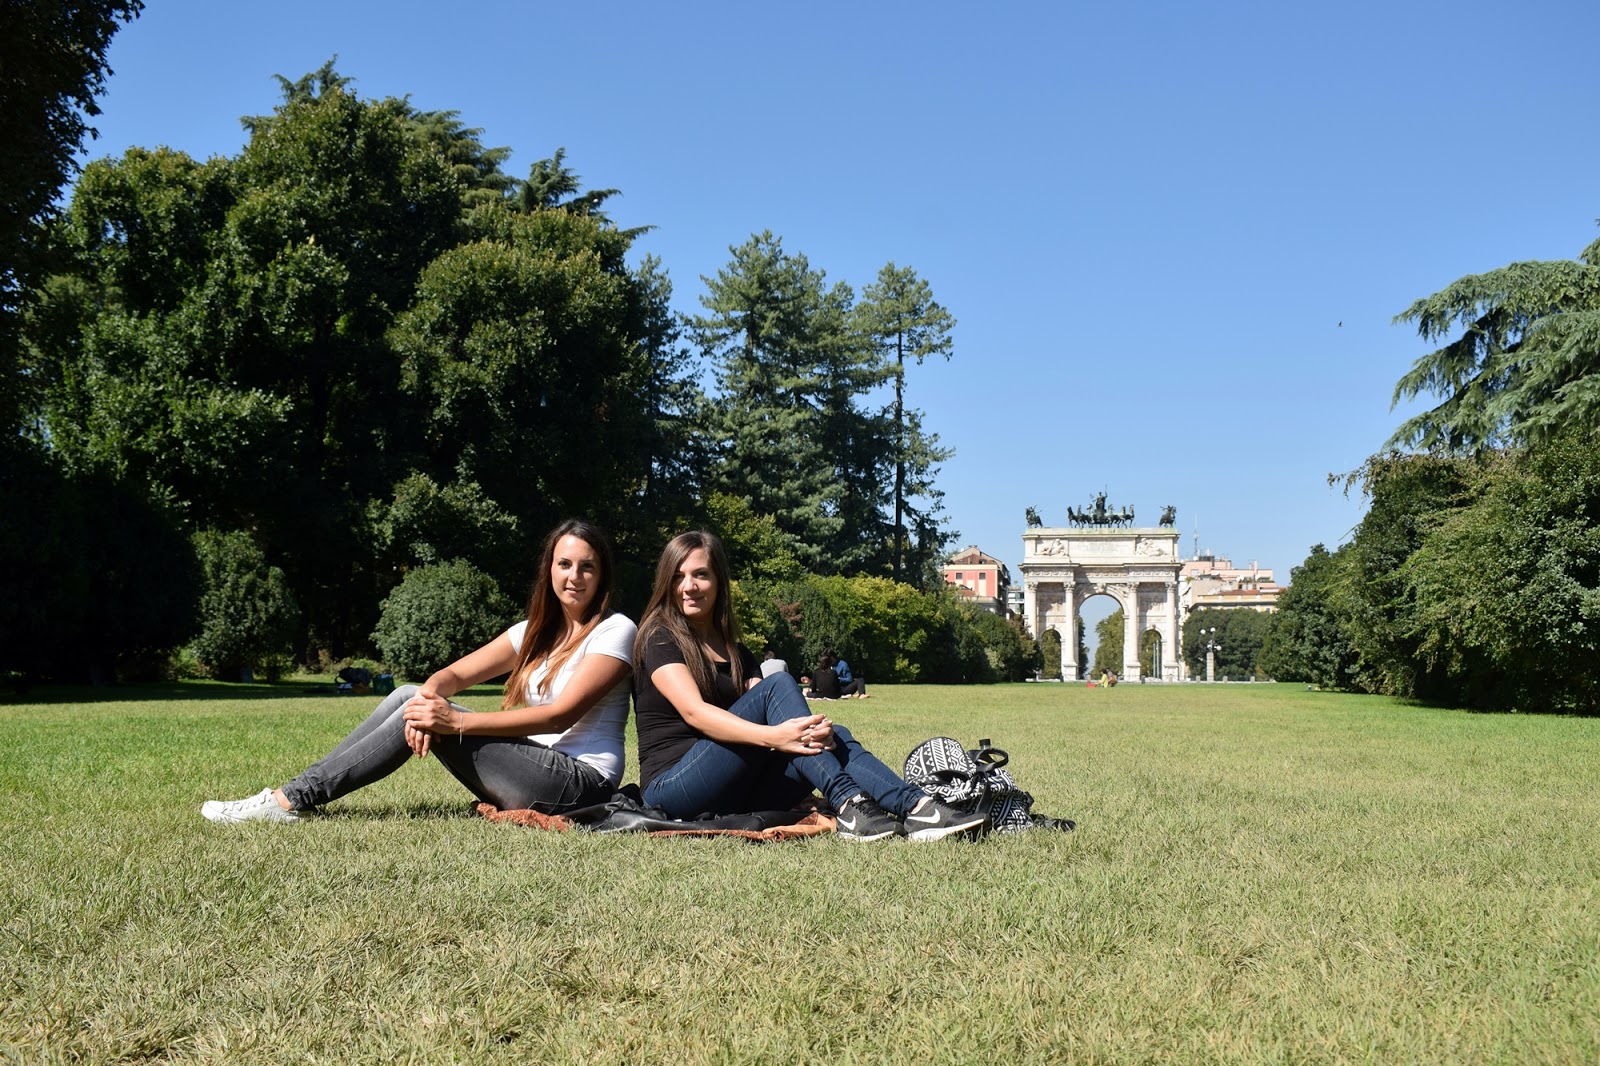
[{"left": 1020, "top": 524, "right": 1182, "bottom": 681}]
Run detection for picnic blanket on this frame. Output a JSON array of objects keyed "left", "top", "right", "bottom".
[{"left": 476, "top": 788, "right": 836, "bottom": 843}]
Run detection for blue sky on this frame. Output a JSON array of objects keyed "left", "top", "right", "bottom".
[{"left": 81, "top": 0, "right": 1600, "bottom": 600}]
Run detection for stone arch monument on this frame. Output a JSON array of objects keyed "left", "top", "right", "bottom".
[{"left": 1021, "top": 500, "right": 1182, "bottom": 681}]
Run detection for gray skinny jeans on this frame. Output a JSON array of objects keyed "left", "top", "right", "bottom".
[{"left": 280, "top": 684, "right": 610, "bottom": 814}]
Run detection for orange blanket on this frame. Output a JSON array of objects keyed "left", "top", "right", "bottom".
[{"left": 474, "top": 802, "right": 837, "bottom": 842}]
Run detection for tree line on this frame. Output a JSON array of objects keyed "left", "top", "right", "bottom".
[
  {"left": 4, "top": 58, "right": 1030, "bottom": 686},
  {"left": 1041, "top": 210, "right": 1600, "bottom": 704},
  {"left": 1257, "top": 224, "right": 1600, "bottom": 712}
]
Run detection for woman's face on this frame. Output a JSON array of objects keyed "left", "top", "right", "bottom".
[
  {"left": 550, "top": 534, "right": 602, "bottom": 615},
  {"left": 673, "top": 547, "right": 717, "bottom": 629}
]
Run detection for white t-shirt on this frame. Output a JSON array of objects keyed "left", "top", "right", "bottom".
[{"left": 504, "top": 612, "right": 636, "bottom": 785}]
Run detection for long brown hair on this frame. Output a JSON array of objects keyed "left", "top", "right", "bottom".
[
  {"left": 502, "top": 519, "right": 616, "bottom": 709},
  {"left": 634, "top": 530, "right": 744, "bottom": 699}
]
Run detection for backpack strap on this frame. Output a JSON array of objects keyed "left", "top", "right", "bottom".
[{"left": 969, "top": 739, "right": 1009, "bottom": 771}]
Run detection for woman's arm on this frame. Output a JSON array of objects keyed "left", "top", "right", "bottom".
[
  {"left": 398, "top": 631, "right": 520, "bottom": 757},
  {"left": 417, "top": 632, "right": 522, "bottom": 701},
  {"left": 651, "top": 662, "right": 828, "bottom": 755},
  {"left": 404, "top": 652, "right": 630, "bottom": 739}
]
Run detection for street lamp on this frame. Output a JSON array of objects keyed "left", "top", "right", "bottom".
[{"left": 1198, "top": 626, "right": 1222, "bottom": 683}]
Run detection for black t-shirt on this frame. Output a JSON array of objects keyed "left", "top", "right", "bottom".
[{"left": 634, "top": 628, "right": 760, "bottom": 791}]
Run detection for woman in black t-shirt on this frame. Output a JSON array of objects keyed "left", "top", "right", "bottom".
[{"left": 632, "top": 530, "right": 987, "bottom": 843}]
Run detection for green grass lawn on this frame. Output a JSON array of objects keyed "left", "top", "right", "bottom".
[{"left": 3, "top": 680, "right": 1598, "bottom": 1064}]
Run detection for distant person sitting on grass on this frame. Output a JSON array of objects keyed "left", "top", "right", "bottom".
[
  {"left": 760, "top": 647, "right": 789, "bottom": 680},
  {"left": 631, "top": 530, "right": 987, "bottom": 842},
  {"left": 827, "top": 648, "right": 868, "bottom": 698},
  {"left": 201, "top": 520, "right": 635, "bottom": 824},
  {"left": 802, "top": 652, "right": 842, "bottom": 700}
]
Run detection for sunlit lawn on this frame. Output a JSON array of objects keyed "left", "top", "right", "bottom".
[{"left": 3, "top": 679, "right": 1598, "bottom": 1063}]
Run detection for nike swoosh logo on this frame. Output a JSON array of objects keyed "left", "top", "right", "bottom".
[
  {"left": 905, "top": 809, "right": 945, "bottom": 825},
  {"left": 838, "top": 815, "right": 860, "bottom": 830}
]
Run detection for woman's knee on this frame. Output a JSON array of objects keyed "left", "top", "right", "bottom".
[{"left": 759, "top": 671, "right": 806, "bottom": 703}]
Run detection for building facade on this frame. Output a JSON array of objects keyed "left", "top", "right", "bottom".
[
  {"left": 1181, "top": 554, "right": 1282, "bottom": 614},
  {"left": 943, "top": 546, "right": 1012, "bottom": 617}
]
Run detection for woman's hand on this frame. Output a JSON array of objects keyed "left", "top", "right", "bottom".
[
  {"left": 404, "top": 721, "right": 431, "bottom": 758},
  {"left": 402, "top": 688, "right": 460, "bottom": 757},
  {"left": 768, "top": 714, "right": 836, "bottom": 755}
]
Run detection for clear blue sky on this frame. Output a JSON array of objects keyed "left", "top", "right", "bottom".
[{"left": 80, "top": 0, "right": 1600, "bottom": 595}]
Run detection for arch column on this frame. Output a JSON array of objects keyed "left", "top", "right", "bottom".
[
  {"left": 1023, "top": 581, "right": 1038, "bottom": 647},
  {"left": 1122, "top": 586, "right": 1141, "bottom": 680},
  {"left": 1165, "top": 580, "right": 1180, "bottom": 681},
  {"left": 1061, "top": 588, "right": 1078, "bottom": 681}
]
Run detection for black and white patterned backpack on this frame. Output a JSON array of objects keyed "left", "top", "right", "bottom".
[{"left": 903, "top": 737, "right": 1074, "bottom": 835}]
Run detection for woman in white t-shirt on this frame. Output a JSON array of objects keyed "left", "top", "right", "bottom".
[{"left": 201, "top": 520, "right": 635, "bottom": 823}]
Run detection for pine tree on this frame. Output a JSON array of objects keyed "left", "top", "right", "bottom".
[{"left": 856, "top": 263, "right": 956, "bottom": 581}]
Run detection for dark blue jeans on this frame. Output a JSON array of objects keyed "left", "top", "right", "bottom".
[
  {"left": 280, "top": 685, "right": 609, "bottom": 814},
  {"left": 641, "top": 673, "right": 924, "bottom": 818}
]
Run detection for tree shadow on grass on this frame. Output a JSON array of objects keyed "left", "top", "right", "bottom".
[
  {"left": 2, "top": 678, "right": 358, "bottom": 705},
  {"left": 310, "top": 801, "right": 482, "bottom": 823},
  {"left": 1, "top": 679, "right": 505, "bottom": 707}
]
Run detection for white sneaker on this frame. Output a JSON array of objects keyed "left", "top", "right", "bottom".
[{"left": 201, "top": 788, "right": 300, "bottom": 824}]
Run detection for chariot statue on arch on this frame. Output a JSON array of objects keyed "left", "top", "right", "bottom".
[{"left": 1066, "top": 491, "right": 1135, "bottom": 528}]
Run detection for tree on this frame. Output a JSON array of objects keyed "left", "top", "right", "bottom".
[
  {"left": 1139, "top": 627, "right": 1163, "bottom": 677},
  {"left": 372, "top": 560, "right": 514, "bottom": 679},
  {"left": 27, "top": 68, "right": 671, "bottom": 662},
  {"left": 367, "top": 471, "right": 523, "bottom": 588},
  {"left": 1, "top": 0, "right": 143, "bottom": 431},
  {"left": 692, "top": 232, "right": 849, "bottom": 571},
  {"left": 635, "top": 254, "right": 708, "bottom": 536},
  {"left": 76, "top": 471, "right": 203, "bottom": 683},
  {"left": 692, "top": 236, "right": 957, "bottom": 578},
  {"left": 1182, "top": 608, "right": 1270, "bottom": 680},
  {"left": 1333, "top": 454, "right": 1478, "bottom": 698},
  {"left": 704, "top": 491, "right": 804, "bottom": 584},
  {"left": 391, "top": 204, "right": 654, "bottom": 554},
  {"left": 399, "top": 107, "right": 515, "bottom": 212},
  {"left": 1258, "top": 544, "right": 1360, "bottom": 688},
  {"left": 518, "top": 147, "right": 619, "bottom": 220},
  {"left": 1389, "top": 230, "right": 1600, "bottom": 454},
  {"left": 191, "top": 530, "right": 300, "bottom": 681},
  {"left": 856, "top": 263, "right": 956, "bottom": 581},
  {"left": 1093, "top": 609, "right": 1123, "bottom": 676},
  {"left": 1401, "top": 429, "right": 1600, "bottom": 712},
  {"left": 1039, "top": 629, "right": 1062, "bottom": 680}
]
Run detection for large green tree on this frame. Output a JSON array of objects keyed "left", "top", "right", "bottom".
[
  {"left": 34, "top": 78, "right": 463, "bottom": 654},
  {"left": 856, "top": 263, "right": 956, "bottom": 582},
  {"left": 1257, "top": 544, "right": 1360, "bottom": 688},
  {"left": 1401, "top": 429, "right": 1600, "bottom": 712},
  {"left": 1390, "top": 230, "right": 1600, "bottom": 454},
  {"left": 693, "top": 235, "right": 957, "bottom": 578},
  {"left": 391, "top": 204, "right": 655, "bottom": 568},
  {"left": 1333, "top": 454, "right": 1479, "bottom": 699},
  {"left": 27, "top": 67, "right": 675, "bottom": 662},
  {"left": 692, "top": 232, "right": 853, "bottom": 570},
  {"left": 1, "top": 0, "right": 143, "bottom": 426}
]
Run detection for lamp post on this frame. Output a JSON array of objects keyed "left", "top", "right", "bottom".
[{"left": 1199, "top": 626, "right": 1222, "bottom": 683}]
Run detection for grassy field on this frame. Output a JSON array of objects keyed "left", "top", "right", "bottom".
[{"left": 3, "top": 680, "right": 1598, "bottom": 1064}]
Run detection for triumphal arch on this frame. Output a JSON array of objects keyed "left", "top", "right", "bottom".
[{"left": 1020, "top": 497, "right": 1182, "bottom": 681}]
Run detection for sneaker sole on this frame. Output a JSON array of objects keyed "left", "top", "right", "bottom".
[
  {"left": 904, "top": 816, "right": 988, "bottom": 842},
  {"left": 200, "top": 801, "right": 300, "bottom": 824},
  {"left": 838, "top": 829, "right": 901, "bottom": 842}
]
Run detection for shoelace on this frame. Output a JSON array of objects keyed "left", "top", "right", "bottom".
[{"left": 845, "top": 796, "right": 891, "bottom": 821}]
